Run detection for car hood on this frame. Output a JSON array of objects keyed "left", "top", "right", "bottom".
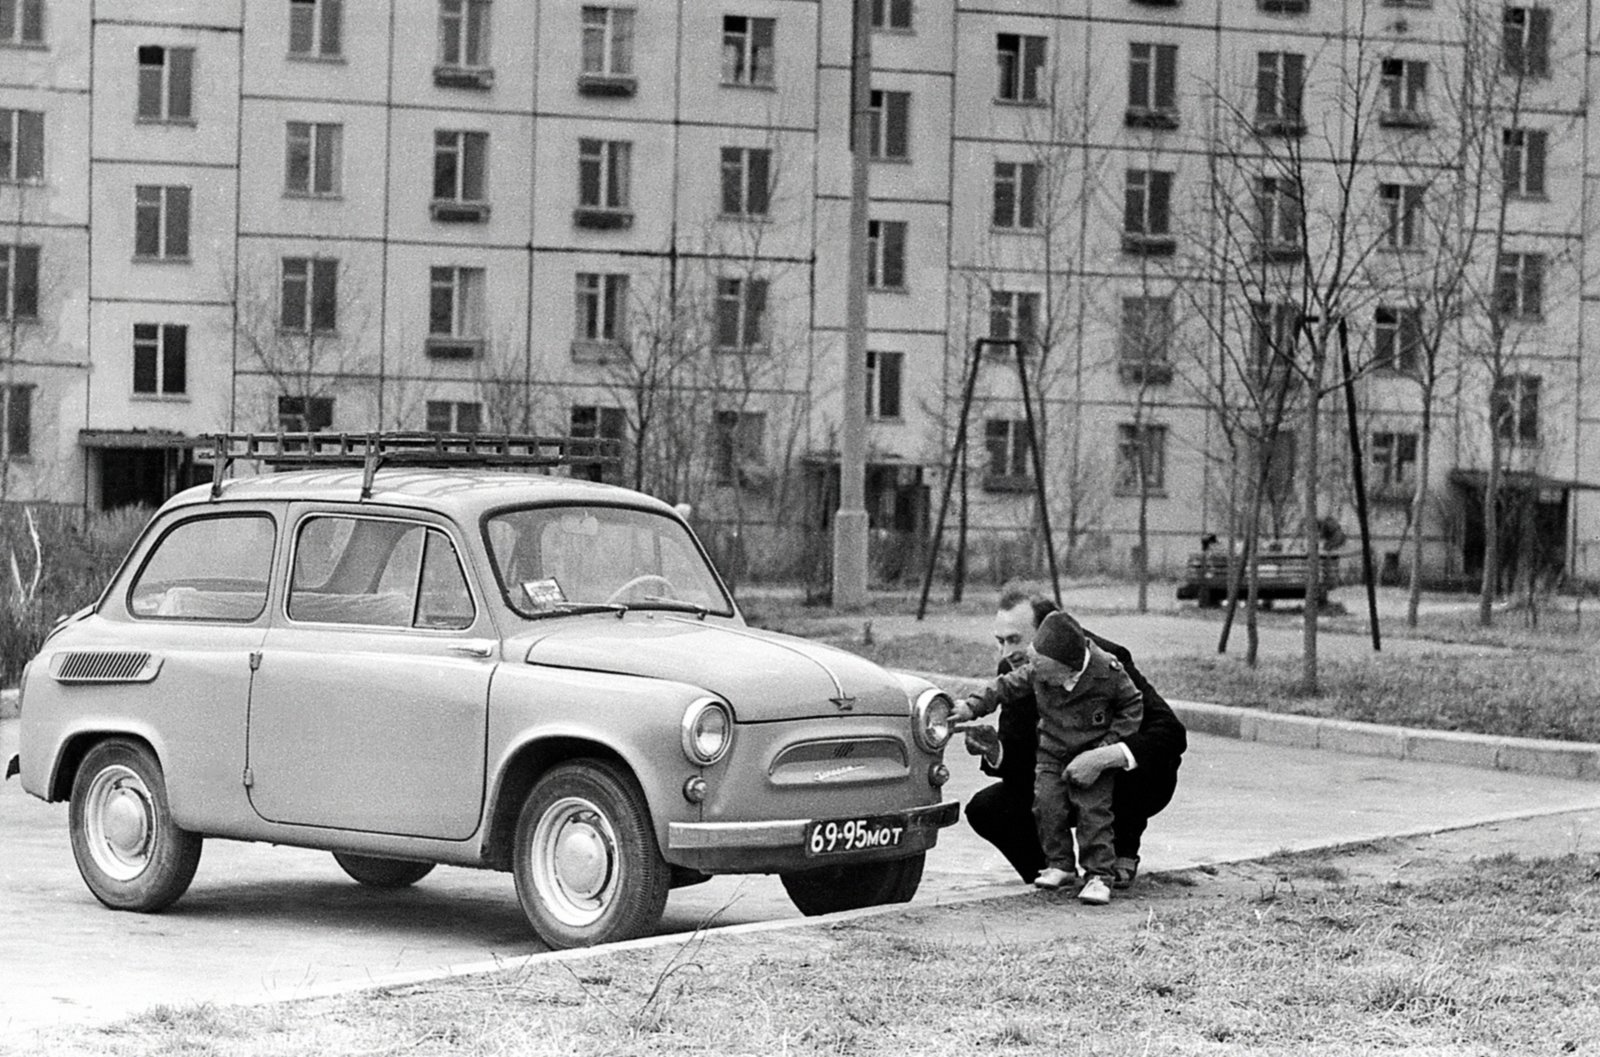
[{"left": 522, "top": 616, "right": 911, "bottom": 722}]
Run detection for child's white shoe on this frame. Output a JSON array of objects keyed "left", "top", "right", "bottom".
[
  {"left": 1078, "top": 876, "right": 1112, "bottom": 905},
  {"left": 1033, "top": 867, "right": 1074, "bottom": 890}
]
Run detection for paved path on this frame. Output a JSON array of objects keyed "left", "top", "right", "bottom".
[{"left": 6, "top": 714, "right": 1600, "bottom": 1039}]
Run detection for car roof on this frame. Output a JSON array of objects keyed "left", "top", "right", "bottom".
[{"left": 163, "top": 469, "right": 677, "bottom": 521}]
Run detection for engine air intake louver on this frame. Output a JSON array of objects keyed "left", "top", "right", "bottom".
[{"left": 50, "top": 651, "right": 161, "bottom": 684}]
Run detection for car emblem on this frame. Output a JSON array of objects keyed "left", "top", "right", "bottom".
[
  {"left": 813, "top": 764, "right": 867, "bottom": 782},
  {"left": 830, "top": 695, "right": 856, "bottom": 711}
]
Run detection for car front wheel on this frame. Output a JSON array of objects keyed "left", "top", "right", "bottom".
[
  {"left": 332, "top": 852, "right": 436, "bottom": 889},
  {"left": 69, "top": 739, "right": 202, "bottom": 912},
  {"left": 780, "top": 852, "right": 925, "bottom": 916},
  {"left": 512, "top": 760, "right": 670, "bottom": 949}
]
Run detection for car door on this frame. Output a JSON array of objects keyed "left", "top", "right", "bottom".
[{"left": 245, "top": 508, "right": 494, "bottom": 840}]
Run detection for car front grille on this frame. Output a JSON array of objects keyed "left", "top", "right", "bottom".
[{"left": 768, "top": 736, "right": 909, "bottom": 786}]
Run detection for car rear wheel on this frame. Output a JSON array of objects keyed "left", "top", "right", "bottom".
[
  {"left": 512, "top": 760, "right": 669, "bottom": 949},
  {"left": 332, "top": 852, "right": 436, "bottom": 889},
  {"left": 780, "top": 852, "right": 925, "bottom": 916},
  {"left": 69, "top": 739, "right": 202, "bottom": 912}
]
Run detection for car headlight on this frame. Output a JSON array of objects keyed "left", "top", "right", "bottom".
[
  {"left": 681, "top": 698, "right": 732, "bottom": 765},
  {"left": 912, "top": 688, "right": 954, "bottom": 753}
]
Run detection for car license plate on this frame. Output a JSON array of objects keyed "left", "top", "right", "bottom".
[{"left": 805, "top": 815, "right": 906, "bottom": 857}]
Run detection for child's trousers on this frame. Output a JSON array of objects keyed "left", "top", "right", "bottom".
[{"left": 1034, "top": 748, "right": 1117, "bottom": 878}]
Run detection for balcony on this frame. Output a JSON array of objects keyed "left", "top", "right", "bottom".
[
  {"left": 433, "top": 64, "right": 494, "bottom": 90},
  {"left": 1124, "top": 107, "right": 1180, "bottom": 131},
  {"left": 430, "top": 200, "right": 491, "bottom": 224},
  {"left": 578, "top": 73, "right": 638, "bottom": 98},
  {"left": 1121, "top": 232, "right": 1177, "bottom": 257}
]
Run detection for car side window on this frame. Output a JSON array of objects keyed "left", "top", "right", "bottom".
[
  {"left": 128, "top": 514, "right": 276, "bottom": 621},
  {"left": 289, "top": 516, "right": 473, "bottom": 630}
]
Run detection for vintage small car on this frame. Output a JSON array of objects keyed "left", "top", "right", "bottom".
[{"left": 7, "top": 433, "right": 958, "bottom": 948}]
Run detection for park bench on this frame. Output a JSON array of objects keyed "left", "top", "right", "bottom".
[{"left": 1176, "top": 547, "right": 1340, "bottom": 608}]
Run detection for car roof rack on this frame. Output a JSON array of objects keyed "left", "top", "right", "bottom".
[{"left": 205, "top": 431, "right": 624, "bottom": 501}]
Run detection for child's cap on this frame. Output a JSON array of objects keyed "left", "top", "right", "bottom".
[{"left": 1032, "top": 611, "right": 1087, "bottom": 670}]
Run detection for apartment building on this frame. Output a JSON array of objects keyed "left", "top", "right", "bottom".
[{"left": 2, "top": 0, "right": 1596, "bottom": 585}]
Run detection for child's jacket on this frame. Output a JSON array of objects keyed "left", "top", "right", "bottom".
[{"left": 966, "top": 642, "right": 1144, "bottom": 759}]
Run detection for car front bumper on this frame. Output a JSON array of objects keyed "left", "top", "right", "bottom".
[{"left": 664, "top": 799, "right": 960, "bottom": 873}]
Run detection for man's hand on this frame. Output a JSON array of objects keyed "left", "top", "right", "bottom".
[
  {"left": 961, "top": 724, "right": 1001, "bottom": 766},
  {"left": 1064, "top": 744, "right": 1127, "bottom": 787},
  {"left": 948, "top": 699, "right": 978, "bottom": 724}
]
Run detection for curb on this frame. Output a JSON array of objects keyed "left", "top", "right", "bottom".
[{"left": 902, "top": 671, "right": 1600, "bottom": 784}]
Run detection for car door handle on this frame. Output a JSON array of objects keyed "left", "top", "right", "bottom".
[{"left": 446, "top": 642, "right": 494, "bottom": 659}]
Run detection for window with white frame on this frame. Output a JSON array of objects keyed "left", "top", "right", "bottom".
[
  {"left": 1255, "top": 51, "right": 1305, "bottom": 129},
  {"left": 988, "top": 289, "right": 1039, "bottom": 348},
  {"left": 1119, "top": 296, "right": 1173, "bottom": 383},
  {"left": 580, "top": 6, "right": 634, "bottom": 78},
  {"left": 1380, "top": 58, "right": 1428, "bottom": 122},
  {"left": 1, "top": 108, "right": 43, "bottom": 182},
  {"left": 866, "top": 350, "right": 904, "bottom": 420},
  {"left": 1373, "top": 305, "right": 1422, "bottom": 372},
  {"left": 578, "top": 137, "right": 631, "bottom": 210},
  {"left": 439, "top": 0, "right": 491, "bottom": 68},
  {"left": 433, "top": 130, "right": 487, "bottom": 203},
  {"left": 280, "top": 257, "right": 338, "bottom": 334},
  {"left": 284, "top": 121, "right": 342, "bottom": 196},
  {"left": 996, "top": 33, "right": 1046, "bottom": 103},
  {"left": 575, "top": 272, "right": 628, "bottom": 345},
  {"left": 983, "top": 418, "right": 1032, "bottom": 488},
  {"left": 132, "top": 323, "right": 187, "bottom": 396},
  {"left": 278, "top": 394, "right": 333, "bottom": 432},
  {"left": 1116, "top": 422, "right": 1167, "bottom": 494},
  {"left": 1, "top": 0, "right": 45, "bottom": 45},
  {"left": 866, "top": 89, "right": 910, "bottom": 160},
  {"left": 1495, "top": 253, "right": 1544, "bottom": 319},
  {"left": 1380, "top": 182, "right": 1424, "bottom": 249},
  {"left": 993, "top": 161, "right": 1038, "bottom": 230},
  {"left": 0, "top": 244, "right": 38, "bottom": 320},
  {"left": 712, "top": 409, "right": 765, "bottom": 485},
  {"left": 2, "top": 384, "right": 30, "bottom": 460},
  {"left": 1504, "top": 128, "right": 1547, "bottom": 197},
  {"left": 426, "top": 400, "right": 482, "bottom": 433},
  {"left": 429, "top": 266, "right": 486, "bottom": 342},
  {"left": 1370, "top": 430, "right": 1418, "bottom": 492},
  {"left": 867, "top": 219, "right": 907, "bottom": 290},
  {"left": 1503, "top": 6, "right": 1551, "bottom": 79},
  {"left": 137, "top": 46, "right": 194, "bottom": 122},
  {"left": 1256, "top": 174, "right": 1302, "bottom": 254},
  {"left": 1491, "top": 373, "right": 1541, "bottom": 446},
  {"left": 289, "top": 0, "right": 342, "bottom": 58},
  {"left": 720, "top": 146, "right": 771, "bottom": 218},
  {"left": 716, "top": 277, "right": 767, "bottom": 351},
  {"left": 871, "top": 0, "right": 912, "bottom": 30},
  {"left": 133, "top": 185, "right": 190, "bottom": 260},
  {"left": 721, "top": 15, "right": 774, "bottom": 87},
  {"left": 1128, "top": 42, "right": 1177, "bottom": 115}
]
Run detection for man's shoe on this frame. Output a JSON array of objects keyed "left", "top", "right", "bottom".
[
  {"left": 1034, "top": 867, "right": 1074, "bottom": 890},
  {"left": 1112, "top": 856, "right": 1140, "bottom": 890},
  {"left": 1078, "top": 876, "right": 1112, "bottom": 905}
]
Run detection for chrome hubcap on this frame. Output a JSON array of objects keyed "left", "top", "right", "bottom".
[
  {"left": 85, "top": 765, "right": 154, "bottom": 881},
  {"left": 531, "top": 796, "right": 618, "bottom": 927}
]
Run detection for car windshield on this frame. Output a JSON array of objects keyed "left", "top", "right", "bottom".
[{"left": 485, "top": 504, "right": 734, "bottom": 618}]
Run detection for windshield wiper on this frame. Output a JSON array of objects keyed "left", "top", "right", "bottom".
[
  {"left": 637, "top": 596, "right": 710, "bottom": 619},
  {"left": 525, "top": 601, "right": 628, "bottom": 620}
]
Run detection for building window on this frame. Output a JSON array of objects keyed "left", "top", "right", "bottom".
[
  {"left": 716, "top": 277, "right": 767, "bottom": 352},
  {"left": 426, "top": 400, "right": 482, "bottom": 434},
  {"left": 575, "top": 272, "right": 628, "bottom": 345},
  {"left": 1128, "top": 43, "right": 1177, "bottom": 125},
  {"left": 1370, "top": 431, "right": 1418, "bottom": 493},
  {"left": 428, "top": 266, "right": 486, "bottom": 355},
  {"left": 1251, "top": 301, "right": 1300, "bottom": 388},
  {"left": 867, "top": 219, "right": 907, "bottom": 291},
  {"left": 2, "top": 384, "right": 30, "bottom": 460},
  {"left": 1379, "top": 58, "right": 1430, "bottom": 126},
  {"left": 284, "top": 121, "right": 342, "bottom": 197},
  {"left": 1, "top": 0, "right": 46, "bottom": 46},
  {"left": 871, "top": 0, "right": 912, "bottom": 30},
  {"left": 1503, "top": 7, "right": 1551, "bottom": 79},
  {"left": 433, "top": 130, "right": 488, "bottom": 204},
  {"left": 866, "top": 350, "right": 904, "bottom": 420},
  {"left": 720, "top": 146, "right": 771, "bottom": 218},
  {"left": 712, "top": 409, "right": 765, "bottom": 486},
  {"left": 133, "top": 185, "right": 190, "bottom": 261},
  {"left": 993, "top": 160, "right": 1038, "bottom": 230},
  {"left": 996, "top": 33, "right": 1046, "bottom": 103},
  {"left": 1380, "top": 182, "right": 1424, "bottom": 249},
  {"left": 278, "top": 394, "right": 334, "bottom": 432},
  {"left": 1495, "top": 253, "right": 1544, "bottom": 319},
  {"left": 1491, "top": 373, "right": 1541, "bottom": 446},
  {"left": 866, "top": 89, "right": 910, "bottom": 160},
  {"left": 280, "top": 257, "right": 338, "bottom": 334},
  {"left": 1373, "top": 305, "right": 1422, "bottom": 373},
  {"left": 1119, "top": 296, "right": 1173, "bottom": 385},
  {"left": 132, "top": 323, "right": 187, "bottom": 396},
  {"left": 289, "top": 0, "right": 342, "bottom": 59},
  {"left": 1256, "top": 175, "right": 1302, "bottom": 258},
  {"left": 988, "top": 290, "right": 1039, "bottom": 348},
  {"left": 1123, "top": 169, "right": 1174, "bottom": 253},
  {"left": 722, "top": 15, "right": 774, "bottom": 87},
  {"left": 137, "top": 46, "right": 194, "bottom": 123},
  {"left": 439, "top": 0, "right": 491, "bottom": 67},
  {"left": 1116, "top": 423, "right": 1167, "bottom": 494},
  {"left": 1503, "top": 128, "right": 1547, "bottom": 198},
  {"left": 0, "top": 108, "right": 43, "bottom": 182},
  {"left": 580, "top": 6, "right": 634, "bottom": 89},
  {"left": 577, "top": 137, "right": 631, "bottom": 218},
  {"left": 0, "top": 244, "right": 38, "bottom": 320},
  {"left": 984, "top": 419, "right": 1032, "bottom": 490},
  {"left": 1255, "top": 52, "right": 1306, "bottom": 133}
]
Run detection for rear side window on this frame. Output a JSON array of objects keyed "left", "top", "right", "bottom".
[
  {"left": 128, "top": 514, "right": 276, "bottom": 621},
  {"left": 288, "top": 515, "right": 475, "bottom": 630}
]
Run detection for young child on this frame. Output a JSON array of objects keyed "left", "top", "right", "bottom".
[{"left": 951, "top": 610, "right": 1143, "bottom": 904}]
